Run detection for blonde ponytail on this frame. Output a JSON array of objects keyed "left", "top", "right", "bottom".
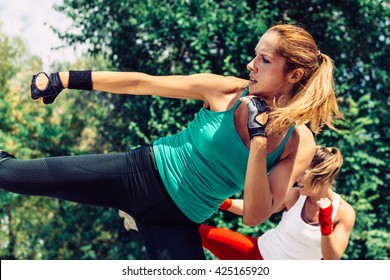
[{"left": 265, "top": 24, "right": 343, "bottom": 134}]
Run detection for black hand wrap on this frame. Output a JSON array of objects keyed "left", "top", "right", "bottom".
[
  {"left": 247, "top": 97, "right": 270, "bottom": 139},
  {"left": 30, "top": 72, "right": 64, "bottom": 104}
]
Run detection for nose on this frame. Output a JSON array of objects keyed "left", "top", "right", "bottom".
[
  {"left": 247, "top": 58, "right": 256, "bottom": 72},
  {"left": 296, "top": 173, "right": 304, "bottom": 185}
]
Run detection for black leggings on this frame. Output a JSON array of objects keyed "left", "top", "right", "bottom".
[{"left": 0, "top": 146, "right": 205, "bottom": 260}]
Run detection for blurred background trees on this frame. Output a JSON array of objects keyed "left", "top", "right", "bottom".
[{"left": 0, "top": 0, "right": 388, "bottom": 259}]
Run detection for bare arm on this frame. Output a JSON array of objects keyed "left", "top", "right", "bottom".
[
  {"left": 226, "top": 199, "right": 244, "bottom": 216},
  {"left": 57, "top": 71, "right": 247, "bottom": 101},
  {"left": 321, "top": 202, "right": 356, "bottom": 259},
  {"left": 227, "top": 189, "right": 297, "bottom": 216},
  {"left": 243, "top": 125, "right": 316, "bottom": 226}
]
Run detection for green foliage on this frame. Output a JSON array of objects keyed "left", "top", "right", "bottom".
[
  {"left": 56, "top": 0, "right": 264, "bottom": 75},
  {"left": 0, "top": 41, "right": 149, "bottom": 259},
  {"left": 1, "top": 0, "right": 389, "bottom": 259}
]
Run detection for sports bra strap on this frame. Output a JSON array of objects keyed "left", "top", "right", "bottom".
[
  {"left": 280, "top": 123, "right": 296, "bottom": 147},
  {"left": 231, "top": 87, "right": 249, "bottom": 111}
]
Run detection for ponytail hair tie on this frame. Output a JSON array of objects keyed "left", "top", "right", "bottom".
[
  {"left": 317, "top": 50, "right": 323, "bottom": 63},
  {"left": 326, "top": 147, "right": 333, "bottom": 153}
]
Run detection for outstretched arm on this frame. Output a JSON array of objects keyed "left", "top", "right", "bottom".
[
  {"left": 224, "top": 197, "right": 289, "bottom": 217},
  {"left": 224, "top": 199, "right": 244, "bottom": 216},
  {"left": 33, "top": 71, "right": 247, "bottom": 103}
]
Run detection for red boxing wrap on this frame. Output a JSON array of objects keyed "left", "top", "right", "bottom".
[
  {"left": 318, "top": 204, "right": 333, "bottom": 236},
  {"left": 219, "top": 198, "right": 232, "bottom": 211}
]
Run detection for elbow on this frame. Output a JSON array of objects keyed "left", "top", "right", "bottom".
[
  {"left": 322, "top": 248, "right": 343, "bottom": 260},
  {"left": 243, "top": 214, "right": 270, "bottom": 227},
  {"left": 242, "top": 204, "right": 273, "bottom": 226},
  {"left": 242, "top": 216, "right": 256, "bottom": 227},
  {"left": 323, "top": 254, "right": 342, "bottom": 260}
]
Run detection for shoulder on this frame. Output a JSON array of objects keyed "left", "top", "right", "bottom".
[
  {"left": 199, "top": 75, "right": 248, "bottom": 110},
  {"left": 337, "top": 198, "right": 356, "bottom": 220},
  {"left": 268, "top": 124, "right": 316, "bottom": 180},
  {"left": 335, "top": 198, "right": 356, "bottom": 228},
  {"left": 294, "top": 124, "right": 315, "bottom": 146},
  {"left": 294, "top": 124, "right": 315, "bottom": 154},
  {"left": 282, "top": 123, "right": 316, "bottom": 161}
]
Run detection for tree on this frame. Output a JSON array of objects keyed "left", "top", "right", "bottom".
[
  {"left": 1, "top": 0, "right": 388, "bottom": 259},
  {"left": 54, "top": 0, "right": 389, "bottom": 259},
  {"left": 0, "top": 24, "right": 147, "bottom": 259}
]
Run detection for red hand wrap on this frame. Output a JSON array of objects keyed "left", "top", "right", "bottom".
[
  {"left": 219, "top": 198, "right": 232, "bottom": 210},
  {"left": 318, "top": 204, "right": 333, "bottom": 236}
]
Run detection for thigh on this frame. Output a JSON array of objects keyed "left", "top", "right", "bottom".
[
  {"left": 131, "top": 183, "right": 206, "bottom": 260},
  {"left": 1, "top": 145, "right": 164, "bottom": 213},
  {"left": 199, "top": 225, "right": 259, "bottom": 260},
  {"left": 0, "top": 153, "right": 128, "bottom": 204},
  {"left": 1, "top": 151, "right": 136, "bottom": 210},
  {"left": 137, "top": 221, "right": 205, "bottom": 260}
]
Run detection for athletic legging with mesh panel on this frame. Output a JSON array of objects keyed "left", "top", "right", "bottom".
[{"left": 0, "top": 146, "right": 205, "bottom": 260}]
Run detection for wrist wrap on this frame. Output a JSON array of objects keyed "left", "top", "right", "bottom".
[
  {"left": 219, "top": 198, "right": 232, "bottom": 210},
  {"left": 319, "top": 204, "right": 333, "bottom": 235},
  {"left": 68, "top": 70, "right": 93, "bottom": 91}
]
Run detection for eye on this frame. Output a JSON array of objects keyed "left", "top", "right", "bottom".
[{"left": 261, "top": 57, "right": 270, "bottom": 64}]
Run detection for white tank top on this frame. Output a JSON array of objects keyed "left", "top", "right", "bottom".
[{"left": 258, "top": 193, "right": 340, "bottom": 260}]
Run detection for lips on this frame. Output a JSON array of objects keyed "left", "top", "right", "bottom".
[{"left": 249, "top": 76, "right": 257, "bottom": 83}]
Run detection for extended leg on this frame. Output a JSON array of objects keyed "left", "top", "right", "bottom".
[
  {"left": 199, "top": 225, "right": 262, "bottom": 260},
  {"left": 0, "top": 152, "right": 130, "bottom": 209}
]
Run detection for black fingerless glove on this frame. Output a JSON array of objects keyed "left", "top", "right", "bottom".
[
  {"left": 247, "top": 97, "right": 270, "bottom": 139},
  {"left": 30, "top": 72, "right": 64, "bottom": 104}
]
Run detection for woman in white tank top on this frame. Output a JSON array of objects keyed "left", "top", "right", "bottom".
[{"left": 197, "top": 146, "right": 356, "bottom": 259}]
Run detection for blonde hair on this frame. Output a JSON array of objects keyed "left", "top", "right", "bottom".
[
  {"left": 306, "top": 146, "right": 343, "bottom": 191},
  {"left": 265, "top": 24, "right": 343, "bottom": 134}
]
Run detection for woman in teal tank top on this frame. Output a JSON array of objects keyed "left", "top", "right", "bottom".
[{"left": 1, "top": 24, "right": 342, "bottom": 259}]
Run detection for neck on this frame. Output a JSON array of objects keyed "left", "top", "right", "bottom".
[
  {"left": 272, "top": 93, "right": 293, "bottom": 108},
  {"left": 257, "top": 89, "right": 293, "bottom": 108}
]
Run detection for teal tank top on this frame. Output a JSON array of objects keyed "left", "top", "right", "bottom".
[{"left": 152, "top": 88, "right": 295, "bottom": 223}]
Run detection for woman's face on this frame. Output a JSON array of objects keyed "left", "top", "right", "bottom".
[
  {"left": 296, "top": 169, "right": 314, "bottom": 196},
  {"left": 246, "top": 31, "right": 295, "bottom": 102}
]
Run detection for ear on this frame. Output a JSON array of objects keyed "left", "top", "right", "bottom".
[{"left": 288, "top": 68, "right": 304, "bottom": 84}]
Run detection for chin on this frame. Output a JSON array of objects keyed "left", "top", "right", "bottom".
[
  {"left": 248, "top": 86, "right": 268, "bottom": 98},
  {"left": 248, "top": 87, "right": 262, "bottom": 97}
]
